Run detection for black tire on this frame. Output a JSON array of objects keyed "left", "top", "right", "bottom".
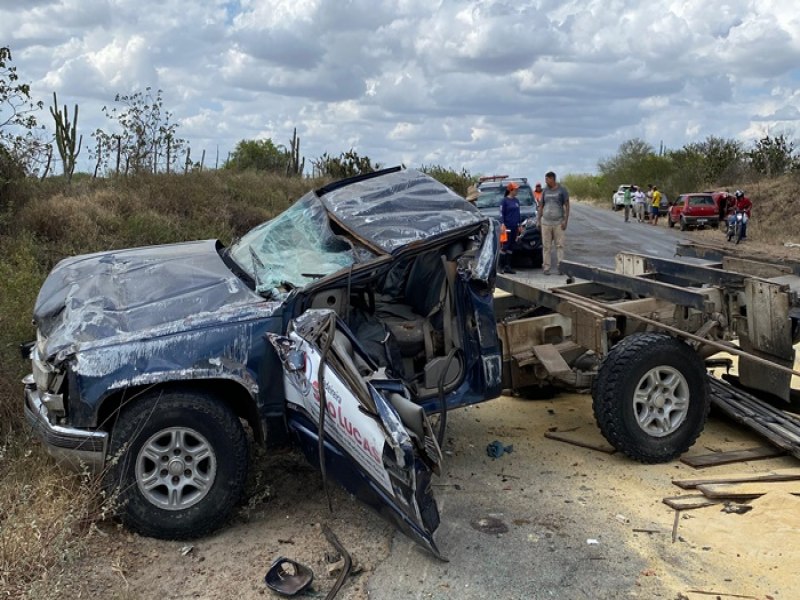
[
  {"left": 735, "top": 221, "right": 743, "bottom": 244},
  {"left": 531, "top": 248, "right": 543, "bottom": 269},
  {"left": 679, "top": 217, "right": 688, "bottom": 231},
  {"left": 592, "top": 332, "right": 710, "bottom": 463},
  {"left": 667, "top": 217, "right": 675, "bottom": 228},
  {"left": 106, "top": 389, "right": 249, "bottom": 539}
]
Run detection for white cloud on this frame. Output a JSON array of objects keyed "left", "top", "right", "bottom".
[{"left": 0, "top": 0, "right": 798, "bottom": 179}]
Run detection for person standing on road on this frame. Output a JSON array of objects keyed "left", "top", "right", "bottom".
[
  {"left": 499, "top": 182, "right": 522, "bottom": 274},
  {"left": 537, "top": 171, "right": 570, "bottom": 275},
  {"left": 623, "top": 186, "right": 632, "bottom": 222},
  {"left": 645, "top": 184, "right": 654, "bottom": 220},
  {"left": 633, "top": 186, "right": 646, "bottom": 222},
  {"left": 533, "top": 182, "right": 543, "bottom": 210},
  {"left": 650, "top": 186, "right": 662, "bottom": 226}
]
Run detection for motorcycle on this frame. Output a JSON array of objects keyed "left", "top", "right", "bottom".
[{"left": 727, "top": 209, "right": 747, "bottom": 244}]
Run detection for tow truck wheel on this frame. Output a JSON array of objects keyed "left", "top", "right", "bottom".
[
  {"left": 592, "top": 332, "right": 709, "bottom": 463},
  {"left": 106, "top": 389, "right": 249, "bottom": 539}
]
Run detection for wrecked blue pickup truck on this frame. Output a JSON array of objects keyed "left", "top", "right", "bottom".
[{"left": 23, "top": 167, "right": 503, "bottom": 557}]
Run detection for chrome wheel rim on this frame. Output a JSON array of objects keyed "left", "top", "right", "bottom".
[
  {"left": 135, "top": 427, "right": 216, "bottom": 510},
  {"left": 632, "top": 366, "right": 690, "bottom": 438}
]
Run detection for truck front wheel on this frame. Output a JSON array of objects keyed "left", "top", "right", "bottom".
[
  {"left": 106, "top": 389, "right": 249, "bottom": 539},
  {"left": 592, "top": 333, "right": 709, "bottom": 463}
]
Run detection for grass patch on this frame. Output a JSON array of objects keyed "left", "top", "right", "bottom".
[{"left": 0, "top": 437, "right": 111, "bottom": 599}]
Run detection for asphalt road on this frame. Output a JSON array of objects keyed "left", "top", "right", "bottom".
[
  {"left": 367, "top": 203, "right": 706, "bottom": 600},
  {"left": 564, "top": 202, "right": 690, "bottom": 269}
]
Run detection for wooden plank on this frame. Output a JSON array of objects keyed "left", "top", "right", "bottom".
[
  {"left": 662, "top": 494, "right": 722, "bottom": 510},
  {"left": 544, "top": 431, "right": 616, "bottom": 454},
  {"left": 697, "top": 481, "right": 800, "bottom": 500},
  {"left": 680, "top": 446, "right": 785, "bottom": 468},
  {"left": 531, "top": 344, "right": 572, "bottom": 376},
  {"left": 673, "top": 468, "right": 800, "bottom": 490}
]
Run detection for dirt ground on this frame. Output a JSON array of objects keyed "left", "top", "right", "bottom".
[{"left": 40, "top": 381, "right": 800, "bottom": 600}]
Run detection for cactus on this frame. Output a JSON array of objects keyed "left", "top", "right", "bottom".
[
  {"left": 49, "top": 92, "right": 82, "bottom": 182},
  {"left": 286, "top": 127, "right": 304, "bottom": 176}
]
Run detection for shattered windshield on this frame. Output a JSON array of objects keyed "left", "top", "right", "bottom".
[{"left": 228, "top": 192, "right": 376, "bottom": 298}]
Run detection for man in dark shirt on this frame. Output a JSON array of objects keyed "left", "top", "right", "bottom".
[{"left": 499, "top": 182, "right": 521, "bottom": 274}]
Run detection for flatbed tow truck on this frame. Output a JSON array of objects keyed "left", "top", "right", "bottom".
[{"left": 494, "top": 240, "right": 800, "bottom": 463}]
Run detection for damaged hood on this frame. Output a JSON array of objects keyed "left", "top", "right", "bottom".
[
  {"left": 34, "top": 239, "right": 265, "bottom": 359},
  {"left": 318, "top": 167, "right": 486, "bottom": 254}
]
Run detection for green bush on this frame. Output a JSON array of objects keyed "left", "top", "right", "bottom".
[
  {"left": 562, "top": 173, "right": 608, "bottom": 202},
  {"left": 420, "top": 164, "right": 473, "bottom": 197}
]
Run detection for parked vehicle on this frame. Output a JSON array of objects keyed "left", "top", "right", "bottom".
[
  {"left": 612, "top": 184, "right": 632, "bottom": 211},
  {"left": 667, "top": 193, "right": 719, "bottom": 230},
  {"left": 22, "top": 167, "right": 503, "bottom": 557},
  {"left": 474, "top": 178, "right": 543, "bottom": 268}
]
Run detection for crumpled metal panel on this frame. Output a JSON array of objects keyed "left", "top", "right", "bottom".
[
  {"left": 319, "top": 168, "right": 486, "bottom": 254},
  {"left": 32, "top": 239, "right": 269, "bottom": 360}
]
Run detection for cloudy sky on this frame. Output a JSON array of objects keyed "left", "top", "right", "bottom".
[{"left": 2, "top": 0, "right": 799, "bottom": 181}]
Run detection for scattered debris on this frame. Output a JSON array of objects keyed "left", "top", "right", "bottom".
[
  {"left": 680, "top": 445, "right": 784, "bottom": 469},
  {"left": 322, "top": 525, "right": 352, "bottom": 600},
  {"left": 721, "top": 502, "right": 753, "bottom": 515},
  {"left": 662, "top": 495, "right": 721, "bottom": 511},
  {"left": 708, "top": 377, "right": 800, "bottom": 461},
  {"left": 586, "top": 538, "right": 599, "bottom": 545},
  {"left": 632, "top": 528, "right": 664, "bottom": 534},
  {"left": 486, "top": 440, "right": 514, "bottom": 458},
  {"left": 670, "top": 510, "right": 682, "bottom": 543},
  {"left": 697, "top": 481, "right": 800, "bottom": 500},
  {"left": 543, "top": 430, "right": 616, "bottom": 454},
  {"left": 264, "top": 557, "right": 314, "bottom": 597},
  {"left": 179, "top": 545, "right": 194, "bottom": 557},
  {"left": 615, "top": 514, "right": 630, "bottom": 524},
  {"left": 672, "top": 468, "right": 800, "bottom": 490},
  {"left": 470, "top": 516, "right": 509, "bottom": 535},
  {"left": 686, "top": 590, "right": 760, "bottom": 599}
]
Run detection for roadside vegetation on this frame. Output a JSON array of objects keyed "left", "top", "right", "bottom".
[{"left": 564, "top": 135, "right": 800, "bottom": 243}]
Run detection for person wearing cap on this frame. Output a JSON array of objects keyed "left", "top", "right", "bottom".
[
  {"left": 499, "top": 182, "right": 522, "bottom": 274},
  {"left": 533, "top": 182, "right": 543, "bottom": 207},
  {"left": 537, "top": 171, "right": 570, "bottom": 275}
]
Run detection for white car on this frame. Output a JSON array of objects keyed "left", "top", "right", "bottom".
[{"left": 612, "top": 184, "right": 633, "bottom": 211}]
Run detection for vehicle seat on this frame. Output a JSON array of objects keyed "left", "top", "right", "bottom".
[{"left": 376, "top": 251, "right": 447, "bottom": 359}]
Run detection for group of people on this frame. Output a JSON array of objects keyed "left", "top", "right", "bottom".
[
  {"left": 495, "top": 171, "right": 569, "bottom": 275},
  {"left": 622, "top": 184, "right": 662, "bottom": 225}
]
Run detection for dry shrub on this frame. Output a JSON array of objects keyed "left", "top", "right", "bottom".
[
  {"left": 742, "top": 172, "right": 800, "bottom": 244},
  {"left": 0, "top": 438, "right": 112, "bottom": 599},
  {"left": 18, "top": 193, "right": 124, "bottom": 254}
]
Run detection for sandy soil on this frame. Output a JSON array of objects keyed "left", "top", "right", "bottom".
[{"left": 40, "top": 383, "right": 800, "bottom": 600}]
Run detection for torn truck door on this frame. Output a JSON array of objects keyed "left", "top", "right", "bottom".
[{"left": 268, "top": 309, "right": 443, "bottom": 558}]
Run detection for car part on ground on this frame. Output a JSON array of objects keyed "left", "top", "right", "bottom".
[{"left": 265, "top": 558, "right": 315, "bottom": 597}]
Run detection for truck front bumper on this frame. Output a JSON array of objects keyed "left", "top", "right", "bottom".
[{"left": 23, "top": 376, "right": 108, "bottom": 472}]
